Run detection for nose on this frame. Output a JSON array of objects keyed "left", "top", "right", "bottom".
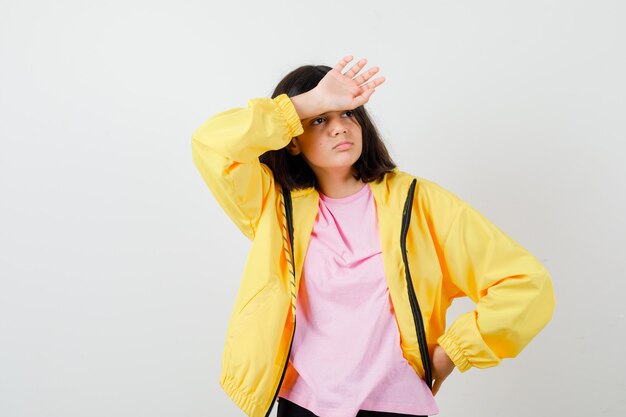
[{"left": 329, "top": 119, "right": 348, "bottom": 136}]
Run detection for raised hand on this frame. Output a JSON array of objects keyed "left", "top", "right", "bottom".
[
  {"left": 314, "top": 55, "right": 386, "bottom": 111},
  {"left": 290, "top": 55, "right": 385, "bottom": 120}
]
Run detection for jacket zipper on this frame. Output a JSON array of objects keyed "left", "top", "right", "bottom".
[
  {"left": 264, "top": 328, "right": 295, "bottom": 417},
  {"left": 401, "top": 179, "right": 433, "bottom": 390},
  {"left": 265, "top": 188, "right": 297, "bottom": 417}
]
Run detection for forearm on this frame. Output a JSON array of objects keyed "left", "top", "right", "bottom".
[
  {"left": 439, "top": 203, "right": 556, "bottom": 370},
  {"left": 192, "top": 96, "right": 302, "bottom": 163}
]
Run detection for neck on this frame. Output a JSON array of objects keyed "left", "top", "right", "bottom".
[{"left": 315, "top": 168, "right": 365, "bottom": 198}]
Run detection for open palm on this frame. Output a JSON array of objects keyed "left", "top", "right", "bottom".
[{"left": 315, "top": 56, "right": 386, "bottom": 110}]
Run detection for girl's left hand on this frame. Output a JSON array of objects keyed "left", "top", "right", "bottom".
[{"left": 431, "top": 345, "right": 455, "bottom": 396}]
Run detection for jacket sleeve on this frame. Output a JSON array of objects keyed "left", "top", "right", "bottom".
[
  {"left": 191, "top": 94, "right": 303, "bottom": 240},
  {"left": 429, "top": 184, "right": 556, "bottom": 372}
]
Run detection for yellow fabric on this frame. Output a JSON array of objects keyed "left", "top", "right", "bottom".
[{"left": 191, "top": 94, "right": 556, "bottom": 417}]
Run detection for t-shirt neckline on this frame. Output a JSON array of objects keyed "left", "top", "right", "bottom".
[{"left": 320, "top": 183, "right": 370, "bottom": 204}]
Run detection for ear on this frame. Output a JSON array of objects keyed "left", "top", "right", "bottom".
[{"left": 286, "top": 137, "right": 302, "bottom": 155}]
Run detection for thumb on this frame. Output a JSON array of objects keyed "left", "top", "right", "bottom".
[
  {"left": 354, "top": 88, "right": 376, "bottom": 107},
  {"left": 362, "top": 87, "right": 376, "bottom": 100}
]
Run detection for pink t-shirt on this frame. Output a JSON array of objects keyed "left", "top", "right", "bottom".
[{"left": 278, "top": 183, "right": 438, "bottom": 417}]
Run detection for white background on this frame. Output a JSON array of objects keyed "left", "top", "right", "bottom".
[{"left": 1, "top": 1, "right": 625, "bottom": 416}]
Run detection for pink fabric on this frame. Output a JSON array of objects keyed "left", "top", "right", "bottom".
[{"left": 278, "top": 184, "right": 438, "bottom": 417}]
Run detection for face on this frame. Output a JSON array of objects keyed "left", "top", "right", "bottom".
[{"left": 289, "top": 110, "right": 363, "bottom": 176}]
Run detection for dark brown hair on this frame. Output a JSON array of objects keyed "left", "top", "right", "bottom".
[{"left": 260, "top": 65, "right": 396, "bottom": 191}]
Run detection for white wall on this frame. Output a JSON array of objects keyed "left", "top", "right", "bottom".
[{"left": 1, "top": 0, "right": 624, "bottom": 416}]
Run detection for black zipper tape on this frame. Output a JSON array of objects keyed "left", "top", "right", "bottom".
[{"left": 400, "top": 178, "right": 433, "bottom": 390}]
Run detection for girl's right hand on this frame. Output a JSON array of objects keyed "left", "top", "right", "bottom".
[
  {"left": 314, "top": 55, "right": 385, "bottom": 111},
  {"left": 291, "top": 55, "right": 385, "bottom": 120}
]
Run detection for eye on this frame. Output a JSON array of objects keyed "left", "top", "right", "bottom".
[
  {"left": 311, "top": 116, "right": 325, "bottom": 125},
  {"left": 343, "top": 110, "right": 354, "bottom": 118}
]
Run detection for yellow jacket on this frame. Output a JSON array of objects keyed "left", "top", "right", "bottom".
[{"left": 191, "top": 94, "right": 555, "bottom": 417}]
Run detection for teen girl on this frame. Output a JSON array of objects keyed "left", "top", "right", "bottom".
[{"left": 191, "top": 56, "right": 555, "bottom": 417}]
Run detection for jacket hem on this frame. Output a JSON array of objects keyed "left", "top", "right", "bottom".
[{"left": 220, "top": 373, "right": 268, "bottom": 417}]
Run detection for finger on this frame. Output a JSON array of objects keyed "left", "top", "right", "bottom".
[
  {"left": 344, "top": 58, "right": 367, "bottom": 78},
  {"left": 432, "top": 379, "right": 442, "bottom": 396},
  {"left": 353, "top": 66, "right": 379, "bottom": 85},
  {"left": 333, "top": 55, "right": 354, "bottom": 72},
  {"left": 362, "top": 75, "right": 386, "bottom": 89}
]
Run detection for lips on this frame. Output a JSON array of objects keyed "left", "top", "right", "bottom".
[{"left": 333, "top": 141, "right": 353, "bottom": 150}]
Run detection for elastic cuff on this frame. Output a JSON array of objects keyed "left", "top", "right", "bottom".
[
  {"left": 437, "top": 333, "right": 472, "bottom": 372},
  {"left": 273, "top": 94, "right": 304, "bottom": 138}
]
